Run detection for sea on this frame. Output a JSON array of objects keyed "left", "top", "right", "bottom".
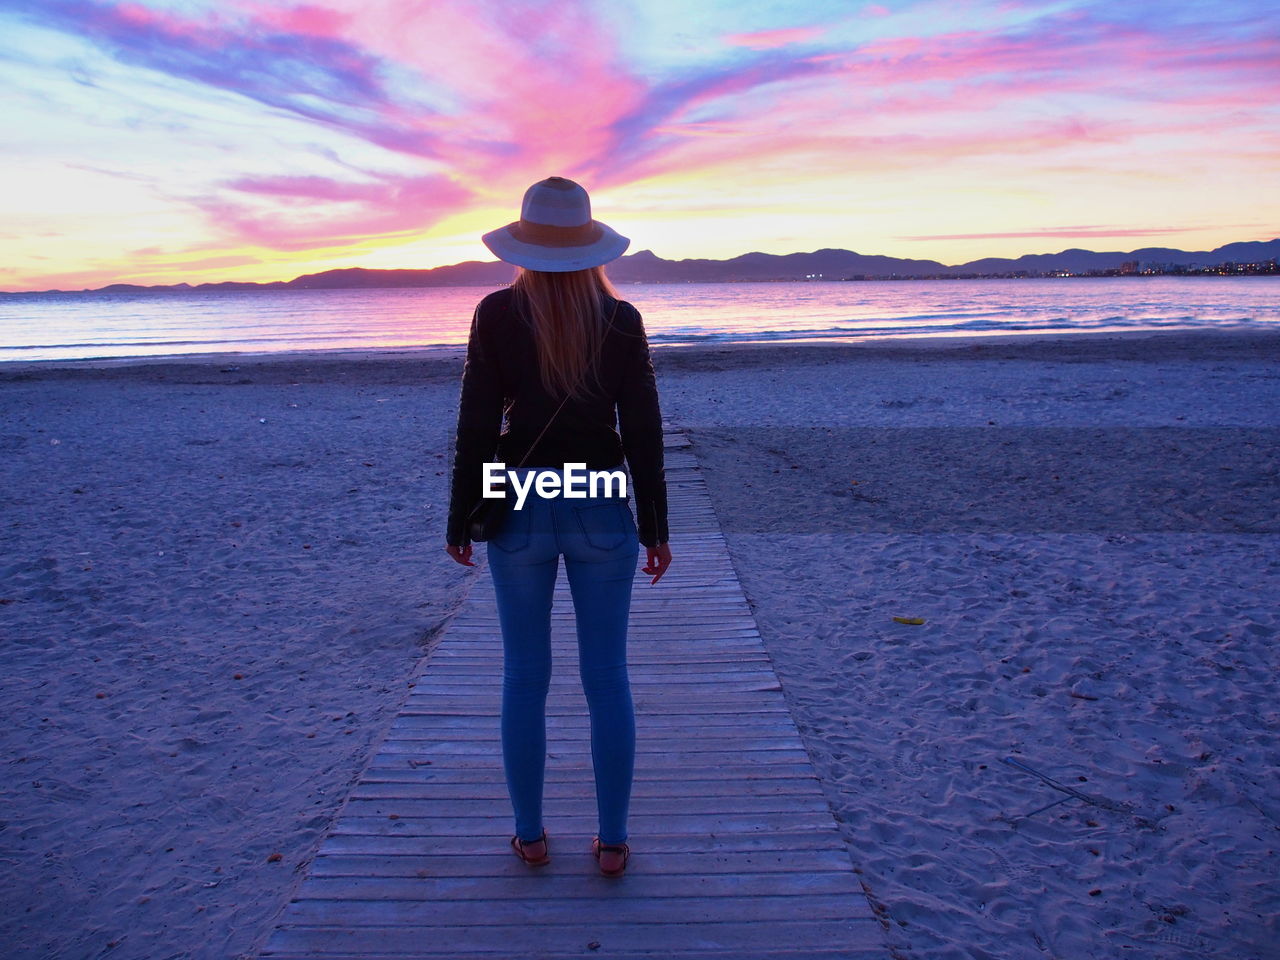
[{"left": 0, "top": 277, "right": 1276, "bottom": 363}]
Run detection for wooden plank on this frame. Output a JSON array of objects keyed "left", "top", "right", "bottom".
[
  {"left": 393, "top": 705, "right": 798, "bottom": 718},
  {"left": 261, "top": 919, "right": 879, "bottom": 956},
  {"left": 381, "top": 727, "right": 804, "bottom": 743},
  {"left": 401, "top": 695, "right": 790, "bottom": 707},
  {"left": 261, "top": 949, "right": 877, "bottom": 960},
  {"left": 358, "top": 763, "right": 823, "bottom": 783},
  {"left": 341, "top": 799, "right": 834, "bottom": 821},
  {"left": 395, "top": 705, "right": 798, "bottom": 715},
  {"left": 315, "top": 832, "right": 852, "bottom": 856},
  {"left": 386, "top": 711, "right": 794, "bottom": 727},
  {"left": 329, "top": 811, "right": 843, "bottom": 836},
  {"left": 403, "top": 678, "right": 787, "bottom": 692},
  {"left": 376, "top": 740, "right": 809, "bottom": 756},
  {"left": 299, "top": 870, "right": 864, "bottom": 896},
  {"left": 352, "top": 752, "right": 816, "bottom": 771},
  {"left": 254, "top": 429, "right": 883, "bottom": 960},
  {"left": 350, "top": 778, "right": 831, "bottom": 800},
  {"left": 280, "top": 893, "right": 868, "bottom": 925},
  {"left": 427, "top": 654, "right": 777, "bottom": 665},
  {"left": 307, "top": 852, "right": 860, "bottom": 882}
]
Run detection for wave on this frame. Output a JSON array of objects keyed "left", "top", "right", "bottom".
[{"left": 645, "top": 316, "right": 1271, "bottom": 346}]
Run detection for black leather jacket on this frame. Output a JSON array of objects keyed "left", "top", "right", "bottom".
[{"left": 445, "top": 286, "right": 669, "bottom": 548}]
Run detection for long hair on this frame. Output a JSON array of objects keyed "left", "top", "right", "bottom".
[{"left": 511, "top": 264, "right": 621, "bottom": 401}]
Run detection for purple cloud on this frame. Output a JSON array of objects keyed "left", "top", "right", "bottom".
[{"left": 5, "top": 0, "right": 457, "bottom": 160}]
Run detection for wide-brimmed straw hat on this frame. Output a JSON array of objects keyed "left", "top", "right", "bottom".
[{"left": 482, "top": 176, "right": 630, "bottom": 272}]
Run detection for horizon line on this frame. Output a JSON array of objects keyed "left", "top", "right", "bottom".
[{"left": 3, "top": 236, "right": 1278, "bottom": 296}]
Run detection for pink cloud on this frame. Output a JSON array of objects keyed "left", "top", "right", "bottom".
[
  {"left": 597, "top": 103, "right": 1265, "bottom": 191},
  {"left": 188, "top": 172, "right": 473, "bottom": 250},
  {"left": 807, "top": 13, "right": 1278, "bottom": 103},
  {"left": 209, "top": 1, "right": 651, "bottom": 192},
  {"left": 136, "top": 253, "right": 265, "bottom": 272},
  {"left": 248, "top": 2, "right": 354, "bottom": 36},
  {"left": 897, "top": 226, "right": 1205, "bottom": 241},
  {"left": 723, "top": 24, "right": 829, "bottom": 49}
]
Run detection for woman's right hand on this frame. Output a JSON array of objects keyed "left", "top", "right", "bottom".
[
  {"left": 642, "top": 543, "right": 671, "bottom": 585},
  {"left": 446, "top": 542, "right": 475, "bottom": 566}
]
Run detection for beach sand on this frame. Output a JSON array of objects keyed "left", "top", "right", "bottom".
[
  {"left": 654, "top": 328, "right": 1280, "bottom": 960},
  {"left": 1, "top": 326, "right": 1277, "bottom": 959},
  {"left": 1, "top": 354, "right": 475, "bottom": 959}
]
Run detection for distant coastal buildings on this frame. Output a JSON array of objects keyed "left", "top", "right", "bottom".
[{"left": 837, "top": 257, "right": 1279, "bottom": 281}]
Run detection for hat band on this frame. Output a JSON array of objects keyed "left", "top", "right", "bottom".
[{"left": 509, "top": 219, "right": 604, "bottom": 248}]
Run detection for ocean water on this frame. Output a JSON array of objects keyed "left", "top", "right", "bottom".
[{"left": 0, "top": 277, "right": 1276, "bottom": 363}]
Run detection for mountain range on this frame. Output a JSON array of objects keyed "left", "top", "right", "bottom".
[{"left": 5, "top": 238, "right": 1277, "bottom": 295}]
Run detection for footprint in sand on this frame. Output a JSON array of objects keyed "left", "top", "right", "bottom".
[
  {"left": 892, "top": 740, "right": 942, "bottom": 779},
  {"left": 1150, "top": 928, "right": 1215, "bottom": 951},
  {"left": 987, "top": 847, "right": 1036, "bottom": 882},
  {"left": 1109, "top": 926, "right": 1217, "bottom": 954},
  {"left": 892, "top": 743, "right": 926, "bottom": 778}
]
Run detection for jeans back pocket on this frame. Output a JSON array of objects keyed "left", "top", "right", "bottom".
[{"left": 573, "top": 500, "right": 633, "bottom": 552}]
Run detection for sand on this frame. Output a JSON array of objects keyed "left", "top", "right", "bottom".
[
  {"left": 1, "top": 358, "right": 474, "bottom": 959},
  {"left": 1, "top": 326, "right": 1277, "bottom": 959},
  {"left": 655, "top": 328, "right": 1280, "bottom": 960}
]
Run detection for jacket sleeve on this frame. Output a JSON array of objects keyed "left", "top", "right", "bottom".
[
  {"left": 445, "top": 303, "right": 505, "bottom": 547},
  {"left": 616, "top": 305, "right": 669, "bottom": 548}
]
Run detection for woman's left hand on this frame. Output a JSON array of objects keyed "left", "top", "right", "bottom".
[
  {"left": 446, "top": 543, "right": 475, "bottom": 566},
  {"left": 642, "top": 542, "right": 672, "bottom": 585}
]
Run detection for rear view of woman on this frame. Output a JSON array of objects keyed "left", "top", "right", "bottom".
[{"left": 445, "top": 177, "right": 672, "bottom": 877}]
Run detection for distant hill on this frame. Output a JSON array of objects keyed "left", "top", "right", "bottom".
[
  {"left": 607, "top": 248, "right": 950, "bottom": 282},
  {"left": 4, "top": 238, "right": 1277, "bottom": 295},
  {"left": 953, "top": 239, "right": 1280, "bottom": 275}
]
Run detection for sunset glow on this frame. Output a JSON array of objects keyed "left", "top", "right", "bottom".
[{"left": 1, "top": 0, "right": 1276, "bottom": 292}]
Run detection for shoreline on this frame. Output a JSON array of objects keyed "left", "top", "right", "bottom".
[
  {"left": 3, "top": 324, "right": 1278, "bottom": 382},
  {"left": 3, "top": 266, "right": 1277, "bottom": 299}
]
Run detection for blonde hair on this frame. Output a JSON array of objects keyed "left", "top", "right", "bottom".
[{"left": 511, "top": 265, "right": 621, "bottom": 401}]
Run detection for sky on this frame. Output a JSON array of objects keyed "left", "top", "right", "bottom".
[{"left": 0, "top": 0, "right": 1277, "bottom": 292}]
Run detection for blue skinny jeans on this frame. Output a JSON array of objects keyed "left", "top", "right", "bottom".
[{"left": 485, "top": 465, "right": 639, "bottom": 846}]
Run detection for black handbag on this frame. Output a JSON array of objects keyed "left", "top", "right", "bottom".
[
  {"left": 466, "top": 497, "right": 508, "bottom": 543},
  {"left": 466, "top": 301, "right": 618, "bottom": 543},
  {"left": 466, "top": 391, "right": 572, "bottom": 542}
]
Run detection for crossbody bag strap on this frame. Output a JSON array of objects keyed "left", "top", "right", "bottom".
[{"left": 512, "top": 298, "right": 619, "bottom": 470}]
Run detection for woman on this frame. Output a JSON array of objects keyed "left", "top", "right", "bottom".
[{"left": 444, "top": 176, "right": 672, "bottom": 878}]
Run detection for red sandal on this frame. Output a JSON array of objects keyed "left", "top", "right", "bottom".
[
  {"left": 510, "top": 829, "right": 550, "bottom": 866},
  {"left": 592, "top": 836, "right": 630, "bottom": 877}
]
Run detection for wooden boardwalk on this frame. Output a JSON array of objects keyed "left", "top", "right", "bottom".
[{"left": 256, "top": 426, "right": 885, "bottom": 959}]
